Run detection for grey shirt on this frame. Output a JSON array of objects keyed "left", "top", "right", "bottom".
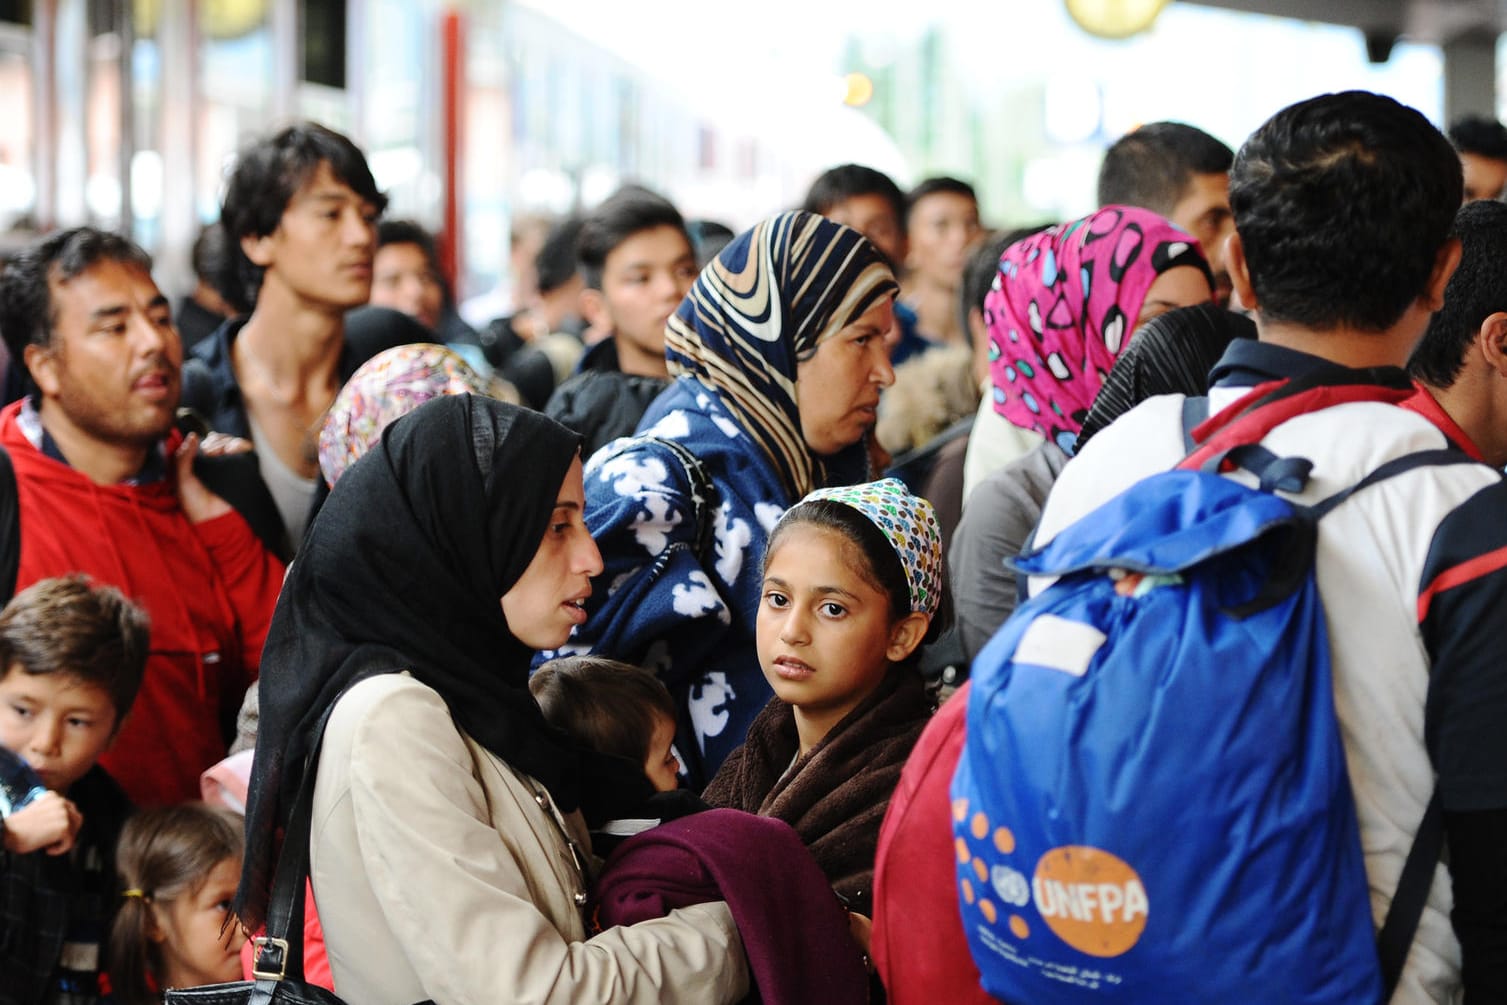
[{"left": 949, "top": 440, "right": 1070, "bottom": 663}]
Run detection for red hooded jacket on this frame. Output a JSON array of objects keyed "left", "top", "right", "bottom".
[{"left": 2, "top": 400, "right": 283, "bottom": 805}]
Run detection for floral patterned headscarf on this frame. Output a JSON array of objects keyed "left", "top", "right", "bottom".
[
  {"left": 318, "top": 344, "right": 505, "bottom": 485},
  {"left": 789, "top": 477, "right": 942, "bottom": 616}
]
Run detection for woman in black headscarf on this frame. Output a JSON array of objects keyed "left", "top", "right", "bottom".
[{"left": 236, "top": 395, "right": 748, "bottom": 1004}]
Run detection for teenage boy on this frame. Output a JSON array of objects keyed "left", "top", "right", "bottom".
[
  {"left": 0, "top": 227, "right": 283, "bottom": 807},
  {"left": 1447, "top": 115, "right": 1507, "bottom": 203},
  {"left": 183, "top": 122, "right": 387, "bottom": 556},
  {"left": 0, "top": 576, "right": 149, "bottom": 1005},
  {"left": 803, "top": 164, "right": 932, "bottom": 365},
  {"left": 902, "top": 177, "right": 982, "bottom": 346},
  {"left": 1031, "top": 91, "right": 1507, "bottom": 1002},
  {"left": 544, "top": 187, "right": 697, "bottom": 458}
]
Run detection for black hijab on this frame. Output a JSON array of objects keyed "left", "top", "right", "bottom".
[{"left": 235, "top": 394, "right": 583, "bottom": 928}]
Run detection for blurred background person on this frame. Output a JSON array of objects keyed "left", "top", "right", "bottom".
[
  {"left": 1448, "top": 114, "right": 1507, "bottom": 203},
  {"left": 901, "top": 177, "right": 982, "bottom": 346}
]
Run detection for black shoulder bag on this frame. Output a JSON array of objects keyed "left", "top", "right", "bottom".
[{"left": 166, "top": 698, "right": 432, "bottom": 1005}]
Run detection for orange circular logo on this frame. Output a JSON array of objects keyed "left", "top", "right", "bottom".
[{"left": 1032, "top": 846, "right": 1148, "bottom": 958}]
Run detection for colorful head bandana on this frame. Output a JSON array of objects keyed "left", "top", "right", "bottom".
[
  {"left": 665, "top": 211, "right": 899, "bottom": 499},
  {"left": 318, "top": 344, "right": 504, "bottom": 485},
  {"left": 986, "top": 205, "right": 1212, "bottom": 453},
  {"left": 793, "top": 477, "right": 943, "bottom": 616}
]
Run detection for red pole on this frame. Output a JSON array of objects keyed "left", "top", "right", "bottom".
[{"left": 440, "top": 9, "right": 463, "bottom": 290}]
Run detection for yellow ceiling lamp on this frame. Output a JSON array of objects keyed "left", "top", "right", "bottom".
[
  {"left": 133, "top": 0, "right": 271, "bottom": 40},
  {"left": 1065, "top": 0, "right": 1171, "bottom": 39}
]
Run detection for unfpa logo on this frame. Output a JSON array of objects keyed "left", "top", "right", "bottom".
[
  {"left": 1032, "top": 846, "right": 1148, "bottom": 958},
  {"left": 955, "top": 800, "right": 1150, "bottom": 958}
]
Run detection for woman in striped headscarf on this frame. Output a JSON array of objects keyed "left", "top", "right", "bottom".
[{"left": 542, "top": 211, "right": 899, "bottom": 786}]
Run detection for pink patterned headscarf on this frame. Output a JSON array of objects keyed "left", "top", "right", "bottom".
[{"left": 985, "top": 206, "right": 1211, "bottom": 453}]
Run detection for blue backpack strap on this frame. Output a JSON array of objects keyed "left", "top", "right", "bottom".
[
  {"left": 1180, "top": 395, "right": 1209, "bottom": 453},
  {"left": 1309, "top": 448, "right": 1477, "bottom": 519},
  {"left": 1378, "top": 792, "right": 1444, "bottom": 1000},
  {"left": 1306, "top": 447, "right": 1474, "bottom": 996}
]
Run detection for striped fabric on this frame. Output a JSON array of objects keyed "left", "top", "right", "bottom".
[
  {"left": 1074, "top": 303, "right": 1255, "bottom": 452},
  {"left": 665, "top": 210, "right": 897, "bottom": 499}
]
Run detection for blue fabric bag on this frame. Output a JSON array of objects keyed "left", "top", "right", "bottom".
[{"left": 951, "top": 449, "right": 1451, "bottom": 1004}]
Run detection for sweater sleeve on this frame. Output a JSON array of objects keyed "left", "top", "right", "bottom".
[
  {"left": 191, "top": 508, "right": 284, "bottom": 674},
  {"left": 329, "top": 680, "right": 749, "bottom": 1005}
]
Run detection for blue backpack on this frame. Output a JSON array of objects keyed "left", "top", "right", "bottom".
[{"left": 951, "top": 388, "right": 1461, "bottom": 1004}]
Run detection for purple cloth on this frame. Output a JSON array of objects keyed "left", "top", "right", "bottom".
[{"left": 594, "top": 808, "right": 868, "bottom": 1005}]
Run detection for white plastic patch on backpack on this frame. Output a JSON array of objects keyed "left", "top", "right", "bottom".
[{"left": 1012, "top": 614, "right": 1106, "bottom": 678}]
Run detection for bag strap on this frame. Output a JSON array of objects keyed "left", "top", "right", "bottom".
[
  {"left": 1179, "top": 395, "right": 1209, "bottom": 454},
  {"left": 1378, "top": 792, "right": 1445, "bottom": 1000},
  {"left": 247, "top": 696, "right": 346, "bottom": 996},
  {"left": 0, "top": 445, "right": 18, "bottom": 605},
  {"left": 643, "top": 437, "right": 720, "bottom": 564}
]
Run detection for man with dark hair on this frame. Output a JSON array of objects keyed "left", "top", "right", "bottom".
[
  {"left": 903, "top": 177, "right": 981, "bottom": 346},
  {"left": 544, "top": 186, "right": 697, "bottom": 457},
  {"left": 1098, "top": 121, "right": 1236, "bottom": 299},
  {"left": 1447, "top": 114, "right": 1507, "bottom": 203},
  {"left": 0, "top": 227, "right": 282, "bottom": 806},
  {"left": 370, "top": 219, "right": 446, "bottom": 332},
  {"left": 1031, "top": 91, "right": 1507, "bottom": 1001},
  {"left": 176, "top": 223, "right": 235, "bottom": 351},
  {"left": 1406, "top": 199, "right": 1507, "bottom": 465},
  {"left": 803, "top": 164, "right": 908, "bottom": 270},
  {"left": 804, "top": 164, "right": 931, "bottom": 365},
  {"left": 182, "top": 122, "right": 387, "bottom": 556}
]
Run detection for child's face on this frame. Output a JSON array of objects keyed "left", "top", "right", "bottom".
[
  {"left": 757, "top": 524, "right": 910, "bottom": 728},
  {"left": 151, "top": 855, "right": 246, "bottom": 990},
  {"left": 0, "top": 664, "right": 118, "bottom": 792},
  {"left": 643, "top": 712, "right": 681, "bottom": 793}
]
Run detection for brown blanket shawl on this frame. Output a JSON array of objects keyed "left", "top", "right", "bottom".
[{"left": 702, "top": 669, "right": 935, "bottom": 915}]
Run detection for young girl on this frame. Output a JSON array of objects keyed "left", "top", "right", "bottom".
[
  {"left": 703, "top": 477, "right": 945, "bottom": 916},
  {"left": 109, "top": 804, "right": 246, "bottom": 1003}
]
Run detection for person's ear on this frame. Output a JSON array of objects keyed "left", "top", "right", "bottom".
[
  {"left": 886, "top": 611, "right": 931, "bottom": 663},
  {"left": 1225, "top": 232, "right": 1257, "bottom": 311},
  {"left": 578, "top": 286, "right": 610, "bottom": 337},
  {"left": 1422, "top": 237, "right": 1463, "bottom": 313},
  {"left": 1477, "top": 312, "right": 1507, "bottom": 377},
  {"left": 146, "top": 904, "right": 167, "bottom": 944},
  {"left": 241, "top": 232, "right": 276, "bottom": 269},
  {"left": 22, "top": 343, "right": 60, "bottom": 398}
]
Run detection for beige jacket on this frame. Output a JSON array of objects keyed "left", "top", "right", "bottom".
[{"left": 308, "top": 673, "right": 749, "bottom": 1005}]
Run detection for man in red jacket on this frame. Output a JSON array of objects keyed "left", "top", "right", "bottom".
[{"left": 0, "top": 227, "right": 283, "bottom": 806}]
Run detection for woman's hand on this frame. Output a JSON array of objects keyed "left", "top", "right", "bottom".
[{"left": 2, "top": 791, "right": 83, "bottom": 855}]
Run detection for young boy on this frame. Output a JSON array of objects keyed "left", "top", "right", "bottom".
[
  {"left": 544, "top": 187, "right": 699, "bottom": 458},
  {"left": 803, "top": 164, "right": 933, "bottom": 366},
  {"left": 530, "top": 656, "right": 703, "bottom": 854},
  {"left": 0, "top": 575, "right": 150, "bottom": 1005}
]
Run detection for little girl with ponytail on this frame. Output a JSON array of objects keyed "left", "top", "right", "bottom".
[{"left": 109, "top": 804, "right": 245, "bottom": 1003}]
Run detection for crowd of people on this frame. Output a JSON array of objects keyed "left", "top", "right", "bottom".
[{"left": 1, "top": 87, "right": 1505, "bottom": 1005}]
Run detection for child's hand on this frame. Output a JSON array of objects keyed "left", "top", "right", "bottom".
[
  {"left": 2, "top": 791, "right": 83, "bottom": 855},
  {"left": 847, "top": 910, "right": 874, "bottom": 971}
]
